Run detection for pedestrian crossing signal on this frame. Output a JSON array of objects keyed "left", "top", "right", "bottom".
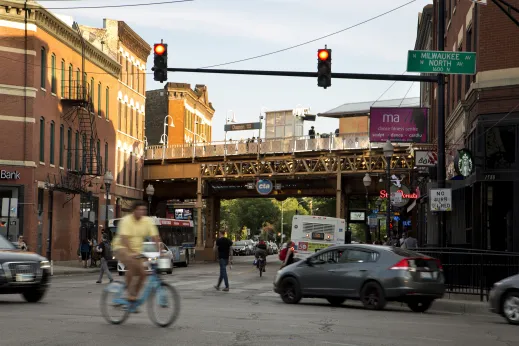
[{"left": 317, "top": 47, "right": 331, "bottom": 89}]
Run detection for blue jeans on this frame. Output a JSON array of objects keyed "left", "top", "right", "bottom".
[{"left": 217, "top": 258, "right": 229, "bottom": 288}]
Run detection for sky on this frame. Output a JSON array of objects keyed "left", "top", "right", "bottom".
[{"left": 40, "top": 0, "right": 431, "bottom": 142}]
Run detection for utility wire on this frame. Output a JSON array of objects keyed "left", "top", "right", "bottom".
[
  {"left": 198, "top": 0, "right": 417, "bottom": 68},
  {"left": 31, "top": 0, "right": 194, "bottom": 10}
]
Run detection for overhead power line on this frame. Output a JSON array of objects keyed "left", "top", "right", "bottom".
[
  {"left": 198, "top": 0, "right": 417, "bottom": 69},
  {"left": 32, "top": 0, "right": 194, "bottom": 10}
]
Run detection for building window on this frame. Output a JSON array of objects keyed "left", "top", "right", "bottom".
[
  {"left": 104, "top": 142, "right": 109, "bottom": 173},
  {"left": 136, "top": 113, "right": 140, "bottom": 139},
  {"left": 82, "top": 134, "right": 87, "bottom": 173},
  {"left": 37, "top": 188, "right": 44, "bottom": 213},
  {"left": 61, "top": 60, "right": 65, "bottom": 97},
  {"left": 68, "top": 64, "right": 73, "bottom": 98},
  {"left": 97, "top": 139, "right": 101, "bottom": 173},
  {"left": 137, "top": 70, "right": 140, "bottom": 93},
  {"left": 134, "top": 158, "right": 139, "bottom": 189},
  {"left": 105, "top": 87, "right": 109, "bottom": 120},
  {"left": 75, "top": 131, "right": 79, "bottom": 170},
  {"left": 123, "top": 103, "right": 128, "bottom": 133},
  {"left": 90, "top": 78, "right": 95, "bottom": 110},
  {"left": 118, "top": 102, "right": 122, "bottom": 131},
  {"left": 40, "top": 47, "right": 47, "bottom": 89},
  {"left": 39, "top": 117, "right": 45, "bottom": 162},
  {"left": 59, "top": 125, "right": 64, "bottom": 167},
  {"left": 117, "top": 149, "right": 121, "bottom": 184},
  {"left": 130, "top": 108, "right": 134, "bottom": 137},
  {"left": 90, "top": 137, "right": 95, "bottom": 174},
  {"left": 130, "top": 65, "right": 134, "bottom": 88},
  {"left": 129, "top": 154, "right": 133, "bottom": 187},
  {"left": 51, "top": 54, "right": 57, "bottom": 94},
  {"left": 123, "top": 152, "right": 127, "bottom": 186},
  {"left": 485, "top": 126, "right": 516, "bottom": 169},
  {"left": 465, "top": 28, "right": 472, "bottom": 93},
  {"left": 97, "top": 83, "right": 102, "bottom": 116},
  {"left": 50, "top": 121, "right": 55, "bottom": 165},
  {"left": 125, "top": 59, "right": 129, "bottom": 84},
  {"left": 67, "top": 127, "right": 72, "bottom": 169},
  {"left": 76, "top": 69, "right": 81, "bottom": 98}
]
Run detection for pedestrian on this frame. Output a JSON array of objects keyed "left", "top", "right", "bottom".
[
  {"left": 18, "top": 236, "right": 28, "bottom": 251},
  {"left": 96, "top": 234, "right": 114, "bottom": 284},
  {"left": 80, "top": 238, "right": 90, "bottom": 268},
  {"left": 401, "top": 231, "right": 418, "bottom": 249},
  {"left": 309, "top": 126, "right": 315, "bottom": 139},
  {"left": 214, "top": 230, "right": 233, "bottom": 292}
]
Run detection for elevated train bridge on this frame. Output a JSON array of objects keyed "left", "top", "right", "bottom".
[{"left": 143, "top": 133, "right": 432, "bottom": 259}]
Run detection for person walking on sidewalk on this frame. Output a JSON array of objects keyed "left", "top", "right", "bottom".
[
  {"left": 96, "top": 234, "right": 114, "bottom": 284},
  {"left": 214, "top": 231, "right": 233, "bottom": 292}
]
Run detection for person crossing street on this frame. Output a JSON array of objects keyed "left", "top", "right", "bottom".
[
  {"left": 214, "top": 231, "right": 233, "bottom": 292},
  {"left": 96, "top": 234, "right": 114, "bottom": 284}
]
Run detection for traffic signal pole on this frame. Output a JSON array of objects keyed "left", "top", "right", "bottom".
[
  {"left": 166, "top": 67, "right": 438, "bottom": 83},
  {"left": 437, "top": 0, "right": 447, "bottom": 247}
]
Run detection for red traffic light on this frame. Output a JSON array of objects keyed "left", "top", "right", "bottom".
[
  {"left": 318, "top": 49, "right": 329, "bottom": 61},
  {"left": 154, "top": 44, "right": 166, "bottom": 56}
]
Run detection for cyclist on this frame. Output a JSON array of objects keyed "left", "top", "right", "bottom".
[
  {"left": 112, "top": 201, "right": 161, "bottom": 303},
  {"left": 254, "top": 240, "right": 268, "bottom": 272}
]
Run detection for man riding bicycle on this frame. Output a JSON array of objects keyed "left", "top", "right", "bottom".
[
  {"left": 112, "top": 201, "right": 161, "bottom": 302},
  {"left": 255, "top": 240, "right": 268, "bottom": 272}
]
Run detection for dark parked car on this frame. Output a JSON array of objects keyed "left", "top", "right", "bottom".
[
  {"left": 274, "top": 244, "right": 445, "bottom": 312},
  {"left": 0, "top": 234, "right": 51, "bottom": 302},
  {"left": 489, "top": 274, "right": 519, "bottom": 325}
]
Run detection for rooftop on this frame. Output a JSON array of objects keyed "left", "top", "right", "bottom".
[{"left": 318, "top": 97, "right": 421, "bottom": 119}]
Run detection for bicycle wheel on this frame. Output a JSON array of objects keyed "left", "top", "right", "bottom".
[
  {"left": 100, "top": 281, "right": 130, "bottom": 325},
  {"left": 147, "top": 282, "right": 181, "bottom": 328}
]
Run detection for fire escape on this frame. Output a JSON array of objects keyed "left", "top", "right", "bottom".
[{"left": 45, "top": 22, "right": 102, "bottom": 205}]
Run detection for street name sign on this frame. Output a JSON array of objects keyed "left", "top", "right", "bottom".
[
  {"left": 224, "top": 122, "right": 262, "bottom": 132},
  {"left": 430, "top": 188, "right": 452, "bottom": 212},
  {"left": 407, "top": 50, "right": 476, "bottom": 75}
]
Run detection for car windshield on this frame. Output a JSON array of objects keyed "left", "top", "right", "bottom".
[
  {"left": 142, "top": 243, "right": 159, "bottom": 253},
  {"left": 234, "top": 241, "right": 246, "bottom": 247},
  {"left": 0, "top": 234, "right": 15, "bottom": 250}
]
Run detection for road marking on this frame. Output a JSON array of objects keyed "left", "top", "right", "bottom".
[
  {"left": 202, "top": 330, "right": 233, "bottom": 335},
  {"left": 170, "top": 280, "right": 208, "bottom": 287},
  {"left": 413, "top": 337, "right": 452, "bottom": 342},
  {"left": 322, "top": 342, "right": 360, "bottom": 346},
  {"left": 257, "top": 292, "right": 278, "bottom": 297}
]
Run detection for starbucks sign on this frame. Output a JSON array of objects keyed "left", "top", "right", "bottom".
[{"left": 454, "top": 149, "right": 474, "bottom": 178}]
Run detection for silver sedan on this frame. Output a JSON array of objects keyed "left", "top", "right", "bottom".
[
  {"left": 489, "top": 274, "right": 519, "bottom": 325},
  {"left": 273, "top": 244, "right": 445, "bottom": 312}
]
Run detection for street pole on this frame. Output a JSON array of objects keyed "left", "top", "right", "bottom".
[
  {"left": 386, "top": 164, "right": 391, "bottom": 239},
  {"left": 437, "top": 0, "right": 447, "bottom": 247},
  {"left": 105, "top": 185, "right": 110, "bottom": 241},
  {"left": 6, "top": 197, "right": 11, "bottom": 241}
]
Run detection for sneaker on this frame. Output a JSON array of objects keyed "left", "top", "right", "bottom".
[
  {"left": 214, "top": 285, "right": 220, "bottom": 291},
  {"left": 222, "top": 287, "right": 229, "bottom": 292},
  {"left": 96, "top": 281, "right": 101, "bottom": 284}
]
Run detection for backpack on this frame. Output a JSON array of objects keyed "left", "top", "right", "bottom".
[
  {"left": 103, "top": 241, "right": 113, "bottom": 260},
  {"left": 279, "top": 247, "right": 288, "bottom": 261}
]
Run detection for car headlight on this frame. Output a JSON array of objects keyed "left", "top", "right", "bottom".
[
  {"left": 112, "top": 256, "right": 115, "bottom": 260},
  {"left": 40, "top": 261, "right": 50, "bottom": 269}
]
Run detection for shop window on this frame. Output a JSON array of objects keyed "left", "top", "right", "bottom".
[
  {"left": 49, "top": 121, "right": 55, "bottom": 165},
  {"left": 40, "top": 47, "right": 47, "bottom": 89},
  {"left": 39, "top": 117, "right": 45, "bottom": 162},
  {"left": 59, "top": 125, "right": 64, "bottom": 167},
  {"left": 485, "top": 126, "right": 516, "bottom": 169}
]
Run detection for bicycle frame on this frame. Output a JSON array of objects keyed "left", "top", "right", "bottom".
[{"left": 112, "top": 264, "right": 163, "bottom": 311}]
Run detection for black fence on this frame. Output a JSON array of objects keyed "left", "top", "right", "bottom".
[{"left": 415, "top": 247, "right": 519, "bottom": 301}]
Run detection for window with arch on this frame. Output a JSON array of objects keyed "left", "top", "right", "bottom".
[
  {"left": 104, "top": 142, "right": 109, "bottom": 173},
  {"left": 125, "top": 58, "right": 129, "bottom": 84},
  {"left": 51, "top": 54, "right": 57, "bottom": 94},
  {"left": 105, "top": 87, "right": 110, "bottom": 120},
  {"left": 129, "top": 153, "right": 133, "bottom": 187},
  {"left": 130, "top": 65, "right": 134, "bottom": 88},
  {"left": 123, "top": 103, "right": 128, "bottom": 133},
  {"left": 136, "top": 69, "right": 140, "bottom": 93},
  {"left": 61, "top": 59, "right": 65, "bottom": 97},
  {"left": 97, "top": 139, "right": 101, "bottom": 174},
  {"left": 90, "top": 77, "right": 94, "bottom": 108},
  {"left": 67, "top": 127, "right": 72, "bottom": 169},
  {"left": 40, "top": 47, "right": 47, "bottom": 89},
  {"left": 119, "top": 53, "right": 123, "bottom": 79},
  {"left": 117, "top": 149, "right": 121, "bottom": 184},
  {"left": 97, "top": 82, "right": 102, "bottom": 116},
  {"left": 39, "top": 117, "right": 45, "bottom": 162},
  {"left": 59, "top": 124, "right": 64, "bottom": 167},
  {"left": 68, "top": 64, "right": 73, "bottom": 97},
  {"left": 118, "top": 101, "right": 122, "bottom": 131},
  {"left": 123, "top": 151, "right": 127, "bottom": 186},
  {"left": 136, "top": 112, "right": 140, "bottom": 139},
  {"left": 130, "top": 107, "right": 134, "bottom": 137},
  {"left": 50, "top": 121, "right": 55, "bottom": 165}
]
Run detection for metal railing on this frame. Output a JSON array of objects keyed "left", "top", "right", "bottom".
[
  {"left": 415, "top": 247, "right": 519, "bottom": 301},
  {"left": 144, "top": 132, "right": 402, "bottom": 160}
]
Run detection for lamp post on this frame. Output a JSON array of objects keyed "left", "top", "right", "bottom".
[
  {"left": 146, "top": 184, "right": 155, "bottom": 216},
  {"left": 363, "top": 173, "right": 372, "bottom": 244},
  {"left": 160, "top": 115, "right": 174, "bottom": 160},
  {"left": 375, "top": 197, "right": 382, "bottom": 241},
  {"left": 103, "top": 170, "right": 113, "bottom": 241},
  {"left": 383, "top": 140, "right": 394, "bottom": 238}
]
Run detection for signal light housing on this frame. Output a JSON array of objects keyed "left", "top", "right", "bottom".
[
  {"left": 153, "top": 42, "right": 168, "bottom": 83},
  {"left": 317, "top": 48, "right": 331, "bottom": 89}
]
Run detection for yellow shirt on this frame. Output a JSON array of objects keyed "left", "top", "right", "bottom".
[{"left": 112, "top": 215, "right": 159, "bottom": 254}]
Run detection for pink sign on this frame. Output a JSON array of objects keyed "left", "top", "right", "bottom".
[{"left": 369, "top": 107, "right": 428, "bottom": 143}]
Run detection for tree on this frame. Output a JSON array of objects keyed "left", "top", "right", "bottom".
[
  {"left": 234, "top": 198, "right": 280, "bottom": 237},
  {"left": 220, "top": 200, "right": 240, "bottom": 238},
  {"left": 272, "top": 198, "right": 309, "bottom": 237},
  {"left": 311, "top": 198, "right": 336, "bottom": 217}
]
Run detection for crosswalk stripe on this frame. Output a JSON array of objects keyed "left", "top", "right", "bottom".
[{"left": 257, "top": 291, "right": 279, "bottom": 297}]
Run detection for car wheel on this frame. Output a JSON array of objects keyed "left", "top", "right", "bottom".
[
  {"left": 360, "top": 281, "right": 386, "bottom": 310},
  {"left": 407, "top": 298, "right": 433, "bottom": 313},
  {"left": 118, "top": 271, "right": 124, "bottom": 276},
  {"left": 22, "top": 287, "right": 47, "bottom": 303},
  {"left": 502, "top": 291, "right": 519, "bottom": 325},
  {"left": 280, "top": 277, "right": 302, "bottom": 304},
  {"left": 326, "top": 297, "right": 346, "bottom": 306}
]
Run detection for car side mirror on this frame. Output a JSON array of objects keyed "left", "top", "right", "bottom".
[{"left": 306, "top": 258, "right": 314, "bottom": 266}]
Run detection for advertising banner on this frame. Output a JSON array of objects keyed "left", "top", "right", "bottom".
[{"left": 369, "top": 107, "right": 428, "bottom": 143}]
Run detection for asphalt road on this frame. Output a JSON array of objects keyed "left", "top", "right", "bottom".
[{"left": 0, "top": 258, "right": 517, "bottom": 346}]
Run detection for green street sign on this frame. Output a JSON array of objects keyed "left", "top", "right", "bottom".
[{"left": 407, "top": 50, "right": 476, "bottom": 75}]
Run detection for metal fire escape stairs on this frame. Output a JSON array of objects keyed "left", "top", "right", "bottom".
[{"left": 45, "top": 22, "right": 103, "bottom": 206}]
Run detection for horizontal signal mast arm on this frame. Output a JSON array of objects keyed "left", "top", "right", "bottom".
[{"left": 167, "top": 68, "right": 438, "bottom": 83}]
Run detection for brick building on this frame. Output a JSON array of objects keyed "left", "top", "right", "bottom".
[
  {"left": 0, "top": 1, "right": 150, "bottom": 260},
  {"left": 415, "top": 0, "right": 519, "bottom": 251},
  {"left": 146, "top": 83, "right": 214, "bottom": 147}
]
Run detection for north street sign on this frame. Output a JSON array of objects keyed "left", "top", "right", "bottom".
[
  {"left": 407, "top": 50, "right": 476, "bottom": 75},
  {"left": 430, "top": 188, "right": 452, "bottom": 212}
]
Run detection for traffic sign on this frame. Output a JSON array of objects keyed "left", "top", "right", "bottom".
[
  {"left": 430, "top": 188, "right": 452, "bottom": 212},
  {"left": 415, "top": 150, "right": 437, "bottom": 167},
  {"left": 407, "top": 50, "right": 476, "bottom": 75}
]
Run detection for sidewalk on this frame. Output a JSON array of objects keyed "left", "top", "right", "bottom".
[{"left": 388, "top": 298, "right": 488, "bottom": 315}]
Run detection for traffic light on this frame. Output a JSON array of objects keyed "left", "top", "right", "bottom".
[
  {"left": 317, "top": 47, "right": 331, "bottom": 89},
  {"left": 152, "top": 42, "right": 168, "bottom": 83}
]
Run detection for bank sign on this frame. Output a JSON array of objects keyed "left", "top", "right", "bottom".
[
  {"left": 256, "top": 179, "right": 273, "bottom": 195},
  {"left": 0, "top": 170, "right": 20, "bottom": 180}
]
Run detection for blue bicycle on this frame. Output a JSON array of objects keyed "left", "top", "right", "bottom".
[{"left": 100, "top": 254, "right": 180, "bottom": 327}]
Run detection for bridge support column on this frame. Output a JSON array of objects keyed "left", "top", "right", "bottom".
[
  {"left": 336, "top": 170, "right": 342, "bottom": 218},
  {"left": 196, "top": 175, "right": 203, "bottom": 249},
  {"left": 199, "top": 195, "right": 220, "bottom": 261}
]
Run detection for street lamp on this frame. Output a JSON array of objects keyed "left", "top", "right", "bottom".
[
  {"left": 363, "top": 173, "right": 372, "bottom": 244},
  {"left": 103, "top": 170, "right": 114, "bottom": 241},
  {"left": 145, "top": 184, "right": 155, "bottom": 215},
  {"left": 383, "top": 140, "right": 394, "bottom": 238}
]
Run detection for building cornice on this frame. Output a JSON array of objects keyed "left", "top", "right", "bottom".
[
  {"left": 118, "top": 21, "right": 151, "bottom": 62},
  {"left": 0, "top": 1, "right": 121, "bottom": 78},
  {"left": 165, "top": 83, "right": 216, "bottom": 115}
]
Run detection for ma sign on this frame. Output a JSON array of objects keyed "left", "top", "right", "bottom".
[{"left": 430, "top": 188, "right": 452, "bottom": 212}]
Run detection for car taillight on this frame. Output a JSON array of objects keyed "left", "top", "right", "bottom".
[
  {"left": 434, "top": 259, "right": 443, "bottom": 271},
  {"left": 389, "top": 258, "right": 410, "bottom": 270}
]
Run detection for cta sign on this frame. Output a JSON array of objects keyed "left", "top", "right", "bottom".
[
  {"left": 0, "top": 170, "right": 20, "bottom": 180},
  {"left": 256, "top": 179, "right": 273, "bottom": 195}
]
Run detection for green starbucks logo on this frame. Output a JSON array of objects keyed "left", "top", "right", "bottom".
[{"left": 455, "top": 149, "right": 474, "bottom": 177}]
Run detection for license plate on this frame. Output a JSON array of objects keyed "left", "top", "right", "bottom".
[
  {"left": 15, "top": 274, "right": 35, "bottom": 282},
  {"left": 420, "top": 272, "right": 433, "bottom": 279}
]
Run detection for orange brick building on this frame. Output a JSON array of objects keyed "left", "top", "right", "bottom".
[
  {"left": 146, "top": 83, "right": 215, "bottom": 147},
  {"left": 0, "top": 1, "right": 150, "bottom": 260}
]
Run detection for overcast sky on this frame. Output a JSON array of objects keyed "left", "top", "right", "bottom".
[{"left": 41, "top": 0, "right": 430, "bottom": 141}]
